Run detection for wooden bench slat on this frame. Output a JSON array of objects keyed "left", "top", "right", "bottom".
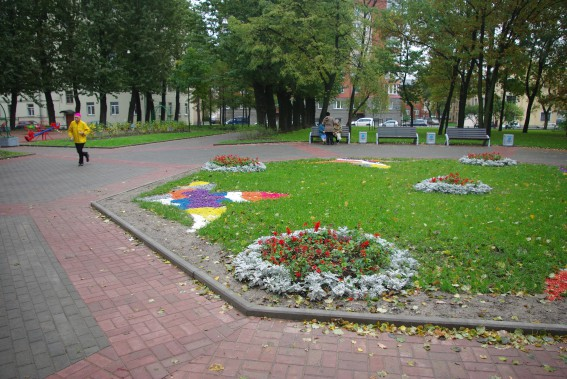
[
  {"left": 375, "top": 127, "right": 418, "bottom": 145},
  {"left": 445, "top": 128, "right": 490, "bottom": 146},
  {"left": 309, "top": 125, "right": 350, "bottom": 144}
]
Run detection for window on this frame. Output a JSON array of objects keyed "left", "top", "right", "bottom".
[
  {"left": 506, "top": 95, "right": 517, "bottom": 103},
  {"left": 65, "top": 91, "right": 74, "bottom": 104},
  {"left": 414, "top": 109, "right": 419, "bottom": 116},
  {"left": 87, "top": 102, "right": 95, "bottom": 116},
  {"left": 110, "top": 101, "right": 119, "bottom": 115},
  {"left": 184, "top": 102, "right": 188, "bottom": 115},
  {"left": 27, "top": 104, "right": 35, "bottom": 116},
  {"left": 388, "top": 84, "right": 399, "bottom": 95},
  {"left": 334, "top": 100, "right": 344, "bottom": 109},
  {"left": 540, "top": 112, "right": 550, "bottom": 122},
  {"left": 168, "top": 102, "right": 173, "bottom": 116}
]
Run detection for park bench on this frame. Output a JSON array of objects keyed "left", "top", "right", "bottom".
[
  {"left": 309, "top": 125, "right": 350, "bottom": 144},
  {"left": 445, "top": 128, "right": 490, "bottom": 146},
  {"left": 375, "top": 127, "right": 418, "bottom": 145}
]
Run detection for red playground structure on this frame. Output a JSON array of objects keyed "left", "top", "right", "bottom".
[{"left": 24, "top": 123, "right": 61, "bottom": 141}]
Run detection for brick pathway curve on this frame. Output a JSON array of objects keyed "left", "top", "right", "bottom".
[{"left": 1, "top": 133, "right": 565, "bottom": 378}]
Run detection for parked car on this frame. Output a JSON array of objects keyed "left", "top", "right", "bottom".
[
  {"left": 504, "top": 121, "right": 520, "bottom": 129},
  {"left": 15, "top": 120, "right": 38, "bottom": 129},
  {"left": 379, "top": 120, "right": 398, "bottom": 127},
  {"left": 427, "top": 118, "right": 439, "bottom": 126},
  {"left": 226, "top": 117, "right": 249, "bottom": 125},
  {"left": 352, "top": 117, "right": 374, "bottom": 127},
  {"left": 411, "top": 119, "right": 428, "bottom": 126}
]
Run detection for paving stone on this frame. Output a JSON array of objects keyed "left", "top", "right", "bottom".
[{"left": 1, "top": 137, "right": 566, "bottom": 379}]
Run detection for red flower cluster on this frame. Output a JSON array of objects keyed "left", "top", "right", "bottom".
[
  {"left": 257, "top": 223, "right": 389, "bottom": 281},
  {"left": 429, "top": 172, "right": 476, "bottom": 186},
  {"left": 466, "top": 152, "right": 503, "bottom": 161},
  {"left": 544, "top": 270, "right": 567, "bottom": 301},
  {"left": 212, "top": 154, "right": 259, "bottom": 167}
]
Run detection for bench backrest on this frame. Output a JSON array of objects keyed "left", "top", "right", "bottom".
[
  {"left": 446, "top": 128, "right": 488, "bottom": 138},
  {"left": 376, "top": 127, "right": 417, "bottom": 137}
]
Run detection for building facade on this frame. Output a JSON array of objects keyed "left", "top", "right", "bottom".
[{"left": 1, "top": 91, "right": 198, "bottom": 129}]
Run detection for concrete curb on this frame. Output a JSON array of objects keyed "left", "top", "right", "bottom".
[{"left": 92, "top": 200, "right": 567, "bottom": 336}]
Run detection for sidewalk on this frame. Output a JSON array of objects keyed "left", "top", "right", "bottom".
[{"left": 1, "top": 135, "right": 565, "bottom": 378}]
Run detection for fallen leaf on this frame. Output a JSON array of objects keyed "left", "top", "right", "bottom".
[
  {"left": 378, "top": 343, "right": 388, "bottom": 349},
  {"left": 499, "top": 357, "right": 507, "bottom": 362},
  {"left": 209, "top": 363, "right": 224, "bottom": 372},
  {"left": 333, "top": 329, "right": 344, "bottom": 335},
  {"left": 543, "top": 365, "right": 555, "bottom": 372},
  {"left": 407, "top": 360, "right": 415, "bottom": 367}
]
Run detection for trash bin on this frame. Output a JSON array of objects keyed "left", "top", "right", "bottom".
[
  {"left": 426, "top": 132, "right": 436, "bottom": 145},
  {"left": 359, "top": 131, "right": 367, "bottom": 144},
  {"left": 503, "top": 134, "right": 514, "bottom": 146}
]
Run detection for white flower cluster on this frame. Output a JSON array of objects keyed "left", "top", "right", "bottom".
[
  {"left": 201, "top": 161, "right": 266, "bottom": 172},
  {"left": 414, "top": 178, "right": 492, "bottom": 195},
  {"left": 459, "top": 156, "right": 517, "bottom": 166},
  {"left": 232, "top": 227, "right": 418, "bottom": 301}
]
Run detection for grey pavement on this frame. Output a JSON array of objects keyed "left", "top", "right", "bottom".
[{"left": 0, "top": 133, "right": 566, "bottom": 379}]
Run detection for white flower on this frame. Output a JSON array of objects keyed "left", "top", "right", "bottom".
[
  {"left": 458, "top": 156, "right": 517, "bottom": 166},
  {"left": 414, "top": 177, "right": 492, "bottom": 195},
  {"left": 232, "top": 227, "right": 418, "bottom": 301},
  {"left": 201, "top": 161, "right": 266, "bottom": 172}
]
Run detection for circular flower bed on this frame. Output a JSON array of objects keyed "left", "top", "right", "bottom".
[
  {"left": 232, "top": 223, "right": 418, "bottom": 301},
  {"left": 202, "top": 154, "right": 266, "bottom": 172},
  {"left": 414, "top": 172, "right": 492, "bottom": 194},
  {"left": 459, "top": 152, "right": 517, "bottom": 166}
]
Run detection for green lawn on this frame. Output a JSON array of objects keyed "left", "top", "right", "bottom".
[
  {"left": 221, "top": 126, "right": 567, "bottom": 150},
  {"left": 138, "top": 158, "right": 567, "bottom": 296}
]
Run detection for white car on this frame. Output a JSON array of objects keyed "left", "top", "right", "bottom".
[
  {"left": 380, "top": 120, "right": 399, "bottom": 127},
  {"left": 352, "top": 118, "right": 374, "bottom": 127}
]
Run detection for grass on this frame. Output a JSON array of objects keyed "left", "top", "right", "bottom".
[
  {"left": 0, "top": 150, "right": 30, "bottom": 159},
  {"left": 22, "top": 127, "right": 227, "bottom": 148},
  {"left": 137, "top": 158, "right": 566, "bottom": 296},
  {"left": 220, "top": 126, "right": 567, "bottom": 150}
]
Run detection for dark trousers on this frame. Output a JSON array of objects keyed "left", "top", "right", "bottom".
[
  {"left": 75, "top": 143, "right": 86, "bottom": 164},
  {"left": 325, "top": 132, "right": 334, "bottom": 144}
]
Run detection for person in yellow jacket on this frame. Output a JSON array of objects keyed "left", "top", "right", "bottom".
[{"left": 68, "top": 113, "right": 91, "bottom": 166}]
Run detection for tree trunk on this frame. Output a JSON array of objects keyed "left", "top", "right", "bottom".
[
  {"left": 305, "top": 97, "right": 316, "bottom": 128},
  {"left": 99, "top": 93, "right": 107, "bottom": 125},
  {"left": 44, "top": 91, "right": 56, "bottom": 124},
  {"left": 160, "top": 82, "right": 166, "bottom": 121},
  {"left": 457, "top": 60, "right": 475, "bottom": 128},
  {"left": 73, "top": 86, "right": 81, "bottom": 114},
  {"left": 292, "top": 95, "right": 304, "bottom": 129},
  {"left": 439, "top": 63, "right": 459, "bottom": 135},
  {"left": 9, "top": 90, "right": 18, "bottom": 130},
  {"left": 265, "top": 85, "right": 277, "bottom": 129},
  {"left": 128, "top": 88, "right": 138, "bottom": 123},
  {"left": 252, "top": 82, "right": 267, "bottom": 128},
  {"left": 145, "top": 92, "right": 154, "bottom": 122},
  {"left": 276, "top": 90, "right": 292, "bottom": 132},
  {"left": 174, "top": 89, "right": 180, "bottom": 121}
]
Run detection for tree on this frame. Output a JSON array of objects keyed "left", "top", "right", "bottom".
[{"left": 0, "top": 0, "right": 38, "bottom": 128}]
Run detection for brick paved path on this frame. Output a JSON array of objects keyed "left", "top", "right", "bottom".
[{"left": 1, "top": 133, "right": 566, "bottom": 378}]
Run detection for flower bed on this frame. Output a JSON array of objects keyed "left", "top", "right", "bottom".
[
  {"left": 139, "top": 181, "right": 287, "bottom": 232},
  {"left": 545, "top": 270, "right": 567, "bottom": 301},
  {"left": 232, "top": 223, "right": 418, "bottom": 301},
  {"left": 414, "top": 172, "right": 492, "bottom": 194},
  {"left": 459, "top": 152, "right": 517, "bottom": 166},
  {"left": 202, "top": 154, "right": 266, "bottom": 172}
]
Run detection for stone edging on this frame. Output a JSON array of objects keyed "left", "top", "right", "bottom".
[{"left": 91, "top": 197, "right": 567, "bottom": 336}]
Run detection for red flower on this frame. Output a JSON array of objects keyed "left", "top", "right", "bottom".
[{"left": 314, "top": 221, "right": 321, "bottom": 232}]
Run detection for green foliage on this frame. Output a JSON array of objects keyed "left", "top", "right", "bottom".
[{"left": 162, "top": 159, "right": 566, "bottom": 295}]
